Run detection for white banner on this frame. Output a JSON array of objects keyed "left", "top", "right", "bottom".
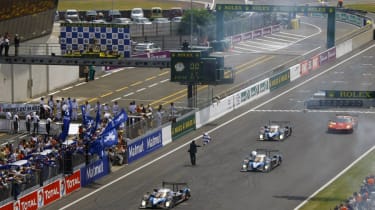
[{"left": 289, "top": 64, "right": 301, "bottom": 81}]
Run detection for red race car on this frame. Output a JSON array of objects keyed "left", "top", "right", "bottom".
[{"left": 327, "top": 115, "right": 358, "bottom": 133}]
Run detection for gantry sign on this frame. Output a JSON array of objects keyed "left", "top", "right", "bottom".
[{"left": 215, "top": 4, "right": 336, "bottom": 48}]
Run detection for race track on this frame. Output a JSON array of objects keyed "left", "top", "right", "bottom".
[{"left": 43, "top": 27, "right": 375, "bottom": 210}]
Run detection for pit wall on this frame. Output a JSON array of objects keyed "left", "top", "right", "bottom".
[{"left": 1, "top": 13, "right": 374, "bottom": 210}]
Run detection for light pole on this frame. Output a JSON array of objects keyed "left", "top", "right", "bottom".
[{"left": 190, "top": 0, "right": 193, "bottom": 45}]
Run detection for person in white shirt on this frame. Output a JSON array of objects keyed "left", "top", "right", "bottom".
[
  {"left": 13, "top": 114, "right": 19, "bottom": 134},
  {"left": 25, "top": 113, "right": 31, "bottom": 133},
  {"left": 33, "top": 113, "right": 40, "bottom": 134},
  {"left": 112, "top": 101, "right": 119, "bottom": 116},
  {"left": 202, "top": 132, "right": 211, "bottom": 146},
  {"left": 71, "top": 98, "right": 78, "bottom": 120},
  {"left": 85, "top": 101, "right": 91, "bottom": 117}
]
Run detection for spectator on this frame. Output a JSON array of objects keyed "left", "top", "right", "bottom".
[
  {"left": 48, "top": 95, "right": 55, "bottom": 118},
  {"left": 32, "top": 112, "right": 40, "bottom": 134},
  {"left": 3, "top": 33, "right": 9, "bottom": 57},
  {"left": 156, "top": 108, "right": 162, "bottom": 127},
  {"left": 0, "top": 34, "right": 3, "bottom": 56},
  {"left": 103, "top": 103, "right": 110, "bottom": 116},
  {"left": 13, "top": 113, "right": 19, "bottom": 134},
  {"left": 83, "top": 66, "right": 89, "bottom": 82},
  {"left": 337, "top": 0, "right": 343, "bottom": 8},
  {"left": 55, "top": 99, "right": 61, "bottom": 121},
  {"left": 25, "top": 113, "right": 31, "bottom": 134},
  {"left": 71, "top": 98, "right": 78, "bottom": 120},
  {"left": 46, "top": 117, "right": 52, "bottom": 136},
  {"left": 39, "top": 97, "right": 45, "bottom": 119},
  {"left": 14, "top": 34, "right": 20, "bottom": 56},
  {"left": 85, "top": 101, "right": 91, "bottom": 117},
  {"left": 112, "top": 101, "right": 119, "bottom": 116}
]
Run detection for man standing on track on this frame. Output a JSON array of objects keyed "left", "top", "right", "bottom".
[{"left": 188, "top": 140, "right": 201, "bottom": 166}]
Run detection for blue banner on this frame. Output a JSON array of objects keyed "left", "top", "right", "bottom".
[
  {"left": 59, "top": 105, "right": 72, "bottom": 141},
  {"left": 101, "top": 109, "right": 127, "bottom": 134},
  {"left": 80, "top": 155, "right": 110, "bottom": 187},
  {"left": 127, "top": 130, "right": 163, "bottom": 163}
]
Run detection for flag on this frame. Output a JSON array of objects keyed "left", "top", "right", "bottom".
[
  {"left": 100, "top": 129, "right": 118, "bottom": 148},
  {"left": 89, "top": 138, "right": 104, "bottom": 158},
  {"left": 101, "top": 109, "right": 127, "bottom": 135},
  {"left": 59, "top": 107, "right": 71, "bottom": 141},
  {"left": 81, "top": 105, "right": 87, "bottom": 124}
]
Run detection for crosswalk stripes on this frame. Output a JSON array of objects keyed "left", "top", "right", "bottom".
[{"left": 231, "top": 31, "right": 308, "bottom": 54}]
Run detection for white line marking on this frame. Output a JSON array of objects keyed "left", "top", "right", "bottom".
[
  {"left": 136, "top": 88, "right": 146, "bottom": 93},
  {"left": 279, "top": 31, "right": 307, "bottom": 38},
  {"left": 160, "top": 79, "right": 169, "bottom": 83},
  {"left": 62, "top": 86, "right": 73, "bottom": 91},
  {"left": 123, "top": 92, "right": 134, "bottom": 97},
  {"left": 58, "top": 41, "right": 375, "bottom": 210},
  {"left": 294, "top": 145, "right": 375, "bottom": 210},
  {"left": 48, "top": 91, "right": 60, "bottom": 95},
  {"left": 271, "top": 33, "right": 301, "bottom": 40},
  {"left": 262, "top": 36, "right": 295, "bottom": 43},
  {"left": 101, "top": 74, "right": 111, "bottom": 78},
  {"left": 302, "top": 46, "right": 321, "bottom": 56},
  {"left": 148, "top": 83, "right": 158, "bottom": 88},
  {"left": 111, "top": 97, "right": 121, "bottom": 102}
]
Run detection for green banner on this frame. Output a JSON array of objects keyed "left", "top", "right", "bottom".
[
  {"left": 270, "top": 70, "right": 290, "bottom": 91},
  {"left": 325, "top": 90, "right": 375, "bottom": 98},
  {"left": 171, "top": 114, "right": 196, "bottom": 140}
]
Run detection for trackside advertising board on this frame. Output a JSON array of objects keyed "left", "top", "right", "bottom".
[
  {"left": 39, "top": 180, "right": 61, "bottom": 207},
  {"left": 15, "top": 190, "right": 38, "bottom": 210},
  {"left": 289, "top": 64, "right": 301, "bottom": 81},
  {"left": 0, "top": 202, "right": 12, "bottom": 210},
  {"left": 235, "top": 78, "right": 269, "bottom": 108},
  {"left": 269, "top": 70, "right": 290, "bottom": 91},
  {"left": 63, "top": 170, "right": 81, "bottom": 195},
  {"left": 81, "top": 157, "right": 110, "bottom": 187},
  {"left": 172, "top": 114, "right": 196, "bottom": 140},
  {"left": 127, "top": 130, "right": 163, "bottom": 163}
]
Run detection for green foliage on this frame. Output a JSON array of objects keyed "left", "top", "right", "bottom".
[
  {"left": 178, "top": 9, "right": 215, "bottom": 37},
  {"left": 345, "top": 4, "right": 375, "bottom": 13}
]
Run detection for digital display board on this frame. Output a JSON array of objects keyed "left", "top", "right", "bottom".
[{"left": 171, "top": 51, "right": 202, "bottom": 83}]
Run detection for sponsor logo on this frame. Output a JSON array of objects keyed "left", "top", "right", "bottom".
[
  {"left": 21, "top": 199, "right": 37, "bottom": 210},
  {"left": 129, "top": 142, "right": 144, "bottom": 157},
  {"left": 66, "top": 177, "right": 80, "bottom": 189},
  {"left": 44, "top": 188, "right": 59, "bottom": 200},
  {"left": 86, "top": 162, "right": 104, "bottom": 179},
  {"left": 146, "top": 134, "right": 161, "bottom": 149}
]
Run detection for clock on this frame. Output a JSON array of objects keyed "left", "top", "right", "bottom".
[{"left": 174, "top": 62, "right": 185, "bottom": 72}]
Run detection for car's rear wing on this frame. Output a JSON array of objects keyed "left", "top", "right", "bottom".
[
  {"left": 162, "top": 181, "right": 189, "bottom": 191},
  {"left": 255, "top": 149, "right": 280, "bottom": 155},
  {"left": 268, "top": 120, "right": 291, "bottom": 125}
]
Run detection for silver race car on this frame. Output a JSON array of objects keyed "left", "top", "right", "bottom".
[
  {"left": 241, "top": 149, "right": 282, "bottom": 172},
  {"left": 139, "top": 182, "right": 191, "bottom": 209},
  {"left": 259, "top": 121, "right": 292, "bottom": 141}
]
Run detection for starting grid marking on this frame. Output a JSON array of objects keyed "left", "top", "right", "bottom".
[{"left": 251, "top": 109, "right": 375, "bottom": 114}]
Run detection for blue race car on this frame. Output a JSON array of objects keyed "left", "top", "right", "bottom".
[
  {"left": 139, "top": 182, "right": 191, "bottom": 209},
  {"left": 259, "top": 121, "right": 292, "bottom": 141},
  {"left": 241, "top": 149, "right": 282, "bottom": 173}
]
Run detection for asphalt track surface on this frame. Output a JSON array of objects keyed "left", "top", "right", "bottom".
[
  {"left": 44, "top": 42, "right": 375, "bottom": 210},
  {"left": 30, "top": 13, "right": 375, "bottom": 210}
]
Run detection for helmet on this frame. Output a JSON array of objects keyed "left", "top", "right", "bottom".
[
  {"left": 203, "top": 132, "right": 208, "bottom": 136},
  {"left": 251, "top": 151, "right": 257, "bottom": 157}
]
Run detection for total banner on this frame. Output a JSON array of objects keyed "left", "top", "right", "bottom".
[
  {"left": 81, "top": 156, "right": 110, "bottom": 187},
  {"left": 16, "top": 190, "right": 38, "bottom": 210},
  {"left": 0, "top": 202, "right": 13, "bottom": 210},
  {"left": 41, "top": 180, "right": 61, "bottom": 207},
  {"left": 127, "top": 130, "right": 163, "bottom": 163},
  {"left": 63, "top": 170, "right": 81, "bottom": 195}
]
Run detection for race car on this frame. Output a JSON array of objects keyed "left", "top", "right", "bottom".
[
  {"left": 139, "top": 182, "right": 191, "bottom": 209},
  {"left": 241, "top": 149, "right": 282, "bottom": 173},
  {"left": 327, "top": 114, "right": 358, "bottom": 133},
  {"left": 259, "top": 121, "right": 292, "bottom": 141}
]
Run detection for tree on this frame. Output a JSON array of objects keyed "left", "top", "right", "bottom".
[{"left": 178, "top": 9, "right": 215, "bottom": 42}]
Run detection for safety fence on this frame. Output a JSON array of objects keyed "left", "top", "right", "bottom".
[{"left": 0, "top": 9, "right": 374, "bottom": 210}]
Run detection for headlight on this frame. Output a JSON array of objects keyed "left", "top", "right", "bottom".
[
  {"left": 242, "top": 164, "right": 247, "bottom": 169},
  {"left": 165, "top": 201, "right": 170, "bottom": 207},
  {"left": 259, "top": 134, "right": 263, "bottom": 139},
  {"left": 141, "top": 200, "right": 146, "bottom": 207},
  {"left": 280, "top": 134, "right": 284, "bottom": 139}
]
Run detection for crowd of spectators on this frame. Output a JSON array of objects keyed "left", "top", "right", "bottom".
[{"left": 334, "top": 175, "right": 375, "bottom": 210}]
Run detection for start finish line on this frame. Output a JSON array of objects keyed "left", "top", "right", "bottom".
[{"left": 215, "top": 4, "right": 336, "bottom": 48}]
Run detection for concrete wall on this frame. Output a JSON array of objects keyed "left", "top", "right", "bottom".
[{"left": 0, "top": 33, "right": 79, "bottom": 103}]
